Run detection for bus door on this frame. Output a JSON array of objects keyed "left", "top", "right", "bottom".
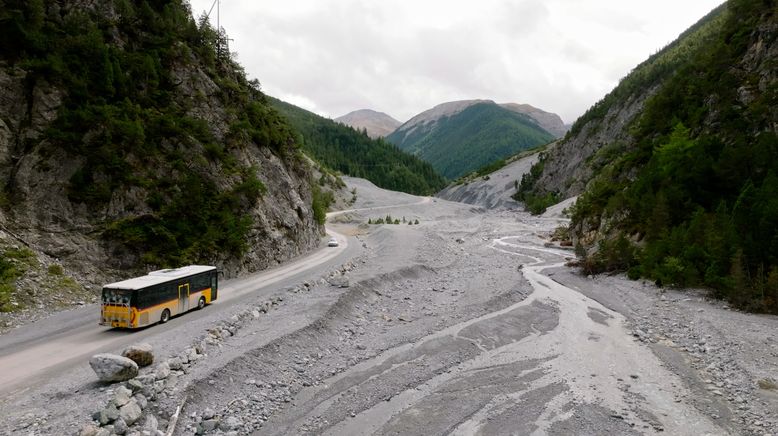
[{"left": 178, "top": 283, "right": 190, "bottom": 313}]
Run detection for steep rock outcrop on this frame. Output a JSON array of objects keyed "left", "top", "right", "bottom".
[
  {"left": 437, "top": 153, "right": 539, "bottom": 209},
  {"left": 526, "top": 4, "right": 729, "bottom": 199}
]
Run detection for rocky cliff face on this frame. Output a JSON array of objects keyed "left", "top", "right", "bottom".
[
  {"left": 0, "top": 0, "right": 322, "bottom": 308},
  {"left": 531, "top": 90, "right": 656, "bottom": 197}
]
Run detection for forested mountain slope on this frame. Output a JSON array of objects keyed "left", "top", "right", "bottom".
[
  {"left": 521, "top": 0, "right": 778, "bottom": 312},
  {"left": 0, "top": 0, "right": 323, "bottom": 310},
  {"left": 270, "top": 98, "right": 446, "bottom": 195},
  {"left": 386, "top": 100, "right": 555, "bottom": 179}
]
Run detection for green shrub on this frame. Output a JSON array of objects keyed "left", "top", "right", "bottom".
[
  {"left": 47, "top": 264, "right": 64, "bottom": 276},
  {"left": 311, "top": 185, "right": 333, "bottom": 225}
]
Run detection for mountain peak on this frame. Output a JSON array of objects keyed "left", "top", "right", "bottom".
[
  {"left": 386, "top": 100, "right": 555, "bottom": 179},
  {"left": 335, "top": 109, "right": 401, "bottom": 138},
  {"left": 402, "top": 99, "right": 494, "bottom": 128}
]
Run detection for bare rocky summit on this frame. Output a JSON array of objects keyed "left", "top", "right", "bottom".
[
  {"left": 335, "top": 109, "right": 402, "bottom": 138},
  {"left": 392, "top": 99, "right": 566, "bottom": 142},
  {"left": 500, "top": 103, "right": 569, "bottom": 138}
]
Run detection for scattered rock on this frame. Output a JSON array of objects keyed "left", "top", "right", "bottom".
[
  {"left": 126, "top": 379, "right": 144, "bottom": 393},
  {"left": 201, "top": 419, "right": 218, "bottom": 432},
  {"left": 220, "top": 416, "right": 243, "bottom": 431},
  {"left": 114, "top": 385, "right": 133, "bottom": 407},
  {"left": 121, "top": 343, "right": 154, "bottom": 367},
  {"left": 79, "top": 423, "right": 99, "bottom": 436},
  {"left": 168, "top": 356, "right": 183, "bottom": 370},
  {"left": 89, "top": 354, "right": 139, "bottom": 383},
  {"left": 119, "top": 400, "right": 142, "bottom": 426},
  {"left": 98, "top": 403, "right": 120, "bottom": 425},
  {"left": 134, "top": 393, "right": 148, "bottom": 410},
  {"left": 113, "top": 418, "right": 128, "bottom": 435},
  {"left": 155, "top": 361, "right": 171, "bottom": 380},
  {"left": 143, "top": 414, "right": 159, "bottom": 433}
]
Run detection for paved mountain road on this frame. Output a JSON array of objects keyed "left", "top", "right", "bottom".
[
  {"left": 0, "top": 227, "right": 354, "bottom": 396},
  {"left": 0, "top": 195, "right": 433, "bottom": 396}
]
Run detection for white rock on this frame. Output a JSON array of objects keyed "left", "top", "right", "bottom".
[
  {"left": 155, "top": 361, "right": 170, "bottom": 380},
  {"left": 119, "top": 399, "right": 142, "bottom": 426},
  {"left": 89, "top": 354, "right": 139, "bottom": 383},
  {"left": 143, "top": 414, "right": 158, "bottom": 432},
  {"left": 114, "top": 385, "right": 133, "bottom": 407}
]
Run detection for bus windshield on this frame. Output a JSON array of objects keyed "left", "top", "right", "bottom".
[{"left": 102, "top": 288, "right": 131, "bottom": 305}]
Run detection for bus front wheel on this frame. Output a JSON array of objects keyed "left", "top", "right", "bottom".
[
  {"left": 197, "top": 297, "right": 206, "bottom": 310},
  {"left": 160, "top": 309, "right": 171, "bottom": 324}
]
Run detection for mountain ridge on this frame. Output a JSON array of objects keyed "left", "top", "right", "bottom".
[
  {"left": 386, "top": 100, "right": 555, "bottom": 179},
  {"left": 271, "top": 98, "right": 446, "bottom": 195}
]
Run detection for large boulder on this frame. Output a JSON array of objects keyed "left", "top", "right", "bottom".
[
  {"left": 121, "top": 343, "right": 154, "bottom": 367},
  {"left": 89, "top": 354, "right": 139, "bottom": 383}
]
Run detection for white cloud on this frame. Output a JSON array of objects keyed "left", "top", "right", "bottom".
[{"left": 188, "top": 0, "right": 725, "bottom": 124}]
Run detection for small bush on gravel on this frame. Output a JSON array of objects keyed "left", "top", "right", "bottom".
[{"left": 758, "top": 379, "right": 777, "bottom": 391}]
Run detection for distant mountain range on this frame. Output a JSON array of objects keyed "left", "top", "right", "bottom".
[
  {"left": 335, "top": 109, "right": 402, "bottom": 139},
  {"left": 385, "top": 100, "right": 556, "bottom": 179},
  {"left": 270, "top": 99, "right": 446, "bottom": 195}
]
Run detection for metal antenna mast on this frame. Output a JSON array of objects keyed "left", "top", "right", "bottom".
[{"left": 206, "top": 0, "right": 223, "bottom": 58}]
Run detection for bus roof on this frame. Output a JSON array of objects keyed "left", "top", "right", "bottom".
[{"left": 103, "top": 265, "right": 217, "bottom": 290}]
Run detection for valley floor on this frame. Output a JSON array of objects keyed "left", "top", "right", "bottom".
[{"left": 1, "top": 177, "right": 777, "bottom": 436}]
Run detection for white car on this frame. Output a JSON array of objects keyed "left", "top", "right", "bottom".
[{"left": 327, "top": 237, "right": 339, "bottom": 247}]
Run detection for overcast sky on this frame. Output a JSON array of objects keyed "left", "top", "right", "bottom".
[{"left": 188, "top": 0, "right": 725, "bottom": 124}]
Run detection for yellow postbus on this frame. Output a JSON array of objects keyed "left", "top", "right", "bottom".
[{"left": 100, "top": 265, "right": 218, "bottom": 328}]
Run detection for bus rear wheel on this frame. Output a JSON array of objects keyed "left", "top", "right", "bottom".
[
  {"left": 197, "top": 297, "right": 206, "bottom": 310},
  {"left": 160, "top": 309, "right": 171, "bottom": 324}
]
